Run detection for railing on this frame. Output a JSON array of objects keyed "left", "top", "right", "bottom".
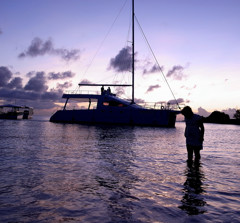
[
  {"left": 138, "top": 102, "right": 183, "bottom": 110},
  {"left": 64, "top": 90, "right": 100, "bottom": 95},
  {"left": 62, "top": 90, "right": 183, "bottom": 110}
]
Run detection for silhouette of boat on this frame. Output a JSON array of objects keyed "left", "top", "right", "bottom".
[
  {"left": 0, "top": 104, "right": 33, "bottom": 120},
  {"left": 50, "top": 0, "right": 180, "bottom": 127}
]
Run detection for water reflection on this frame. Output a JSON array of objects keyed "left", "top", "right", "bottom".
[
  {"left": 179, "top": 161, "right": 207, "bottom": 215},
  {"left": 95, "top": 126, "right": 140, "bottom": 222}
]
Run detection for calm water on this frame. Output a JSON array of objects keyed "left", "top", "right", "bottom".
[{"left": 0, "top": 116, "right": 240, "bottom": 223}]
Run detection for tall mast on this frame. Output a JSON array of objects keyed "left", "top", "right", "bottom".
[{"left": 131, "top": 0, "right": 135, "bottom": 103}]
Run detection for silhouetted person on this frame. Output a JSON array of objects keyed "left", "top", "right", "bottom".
[
  {"left": 101, "top": 86, "right": 104, "bottom": 95},
  {"left": 107, "top": 87, "right": 111, "bottom": 94},
  {"left": 181, "top": 106, "right": 205, "bottom": 163}
]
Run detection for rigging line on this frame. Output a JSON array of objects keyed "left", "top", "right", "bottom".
[
  {"left": 81, "top": 0, "right": 128, "bottom": 79},
  {"left": 134, "top": 15, "right": 181, "bottom": 110}
]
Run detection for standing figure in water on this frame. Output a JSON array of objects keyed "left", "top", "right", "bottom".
[{"left": 181, "top": 106, "right": 205, "bottom": 163}]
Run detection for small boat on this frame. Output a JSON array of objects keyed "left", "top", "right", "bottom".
[
  {"left": 0, "top": 104, "right": 33, "bottom": 120},
  {"left": 50, "top": 0, "right": 181, "bottom": 127}
]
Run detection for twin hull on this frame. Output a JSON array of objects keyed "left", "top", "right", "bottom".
[{"left": 50, "top": 108, "right": 177, "bottom": 127}]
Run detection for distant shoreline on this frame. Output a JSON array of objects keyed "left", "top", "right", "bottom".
[
  {"left": 203, "top": 119, "right": 240, "bottom": 125},
  {"left": 177, "top": 119, "right": 240, "bottom": 126}
]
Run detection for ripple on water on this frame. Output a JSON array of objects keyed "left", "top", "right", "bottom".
[{"left": 0, "top": 120, "right": 240, "bottom": 222}]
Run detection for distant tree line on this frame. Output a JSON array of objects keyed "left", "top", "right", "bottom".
[
  {"left": 203, "top": 109, "right": 240, "bottom": 125},
  {"left": 234, "top": 109, "right": 240, "bottom": 119}
]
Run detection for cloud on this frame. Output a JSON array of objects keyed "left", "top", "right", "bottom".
[
  {"left": 109, "top": 46, "right": 132, "bottom": 72},
  {"left": 0, "top": 66, "right": 12, "bottom": 87},
  {"left": 18, "top": 37, "right": 81, "bottom": 62},
  {"left": 57, "top": 81, "right": 72, "bottom": 90},
  {"left": 19, "top": 38, "right": 52, "bottom": 58},
  {"left": 135, "top": 98, "right": 145, "bottom": 103},
  {"left": 197, "top": 107, "right": 211, "bottom": 117},
  {"left": 7, "top": 77, "right": 23, "bottom": 89},
  {"left": 196, "top": 107, "right": 236, "bottom": 119},
  {"left": 143, "top": 64, "right": 163, "bottom": 75},
  {"left": 114, "top": 86, "right": 125, "bottom": 96},
  {"left": 0, "top": 85, "right": 62, "bottom": 110},
  {"left": 26, "top": 71, "right": 36, "bottom": 77},
  {"left": 48, "top": 71, "right": 75, "bottom": 80},
  {"left": 166, "top": 65, "right": 186, "bottom": 80},
  {"left": 0, "top": 67, "right": 76, "bottom": 113},
  {"left": 181, "top": 84, "right": 197, "bottom": 91},
  {"left": 41, "top": 90, "right": 62, "bottom": 100},
  {"left": 0, "top": 28, "right": 2, "bottom": 35},
  {"left": 221, "top": 108, "right": 236, "bottom": 119},
  {"left": 79, "top": 79, "right": 93, "bottom": 84},
  {"left": 167, "top": 98, "right": 184, "bottom": 105},
  {"left": 24, "top": 72, "right": 48, "bottom": 93},
  {"left": 54, "top": 48, "right": 80, "bottom": 62},
  {"left": 146, "top": 84, "right": 161, "bottom": 93},
  {"left": 0, "top": 88, "right": 40, "bottom": 100}
]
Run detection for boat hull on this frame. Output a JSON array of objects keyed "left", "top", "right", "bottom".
[
  {"left": 50, "top": 108, "right": 178, "bottom": 127},
  {"left": 0, "top": 112, "right": 20, "bottom": 120}
]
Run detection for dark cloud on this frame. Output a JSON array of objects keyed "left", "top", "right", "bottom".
[
  {"left": 18, "top": 37, "right": 81, "bottom": 62},
  {"left": 79, "top": 79, "right": 93, "bottom": 84},
  {"left": 0, "top": 28, "right": 2, "bottom": 35},
  {"left": 54, "top": 49, "right": 80, "bottom": 62},
  {"left": 167, "top": 98, "right": 184, "bottom": 105},
  {"left": 146, "top": 84, "right": 161, "bottom": 93},
  {"left": 26, "top": 71, "right": 35, "bottom": 77},
  {"left": 7, "top": 77, "right": 23, "bottom": 89},
  {"left": 0, "top": 66, "right": 12, "bottom": 87},
  {"left": 0, "top": 88, "right": 40, "bottom": 100},
  {"left": 24, "top": 72, "right": 48, "bottom": 92},
  {"left": 143, "top": 64, "right": 163, "bottom": 75},
  {"left": 0, "top": 67, "right": 75, "bottom": 113},
  {"left": 41, "top": 90, "right": 62, "bottom": 100},
  {"left": 48, "top": 71, "right": 75, "bottom": 80},
  {"left": 166, "top": 65, "right": 186, "bottom": 80},
  {"left": 57, "top": 81, "right": 72, "bottom": 90},
  {"left": 0, "top": 87, "right": 63, "bottom": 112},
  {"left": 19, "top": 38, "right": 53, "bottom": 58},
  {"left": 109, "top": 46, "right": 132, "bottom": 72}
]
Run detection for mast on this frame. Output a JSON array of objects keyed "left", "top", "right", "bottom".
[{"left": 131, "top": 0, "right": 135, "bottom": 103}]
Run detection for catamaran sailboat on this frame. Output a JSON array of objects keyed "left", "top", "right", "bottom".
[{"left": 50, "top": 0, "right": 181, "bottom": 127}]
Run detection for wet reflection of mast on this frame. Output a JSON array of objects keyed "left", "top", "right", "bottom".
[{"left": 179, "top": 162, "right": 207, "bottom": 215}]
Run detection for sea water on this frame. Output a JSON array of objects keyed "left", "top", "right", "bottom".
[{"left": 0, "top": 116, "right": 240, "bottom": 223}]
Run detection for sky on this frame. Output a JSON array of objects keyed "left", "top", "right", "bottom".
[{"left": 1, "top": 0, "right": 240, "bottom": 117}]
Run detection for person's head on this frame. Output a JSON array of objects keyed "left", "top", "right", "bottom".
[{"left": 181, "top": 106, "right": 193, "bottom": 119}]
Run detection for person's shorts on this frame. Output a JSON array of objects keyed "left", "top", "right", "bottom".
[{"left": 187, "top": 144, "right": 203, "bottom": 151}]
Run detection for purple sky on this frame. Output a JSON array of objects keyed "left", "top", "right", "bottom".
[{"left": 0, "top": 0, "right": 240, "bottom": 117}]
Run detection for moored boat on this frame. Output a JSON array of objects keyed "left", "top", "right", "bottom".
[
  {"left": 50, "top": 0, "right": 181, "bottom": 127},
  {"left": 50, "top": 84, "right": 179, "bottom": 127},
  {"left": 0, "top": 104, "right": 33, "bottom": 120}
]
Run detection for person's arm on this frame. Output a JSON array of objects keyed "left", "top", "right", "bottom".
[{"left": 199, "top": 120, "right": 205, "bottom": 142}]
